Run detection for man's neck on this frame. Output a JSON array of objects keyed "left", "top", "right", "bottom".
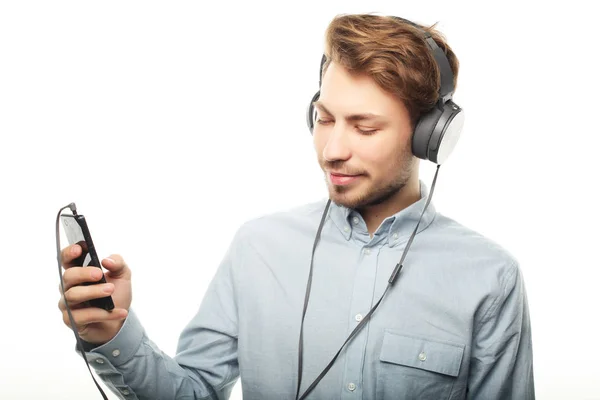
[{"left": 358, "top": 178, "right": 421, "bottom": 236}]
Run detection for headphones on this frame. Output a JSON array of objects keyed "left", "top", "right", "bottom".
[{"left": 306, "top": 16, "right": 465, "bottom": 165}]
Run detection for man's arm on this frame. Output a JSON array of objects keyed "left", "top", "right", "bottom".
[
  {"left": 467, "top": 262, "right": 535, "bottom": 399},
  {"left": 81, "top": 229, "right": 244, "bottom": 400}
]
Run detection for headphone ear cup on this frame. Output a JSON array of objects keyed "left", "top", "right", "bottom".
[
  {"left": 432, "top": 103, "right": 464, "bottom": 164},
  {"left": 412, "top": 101, "right": 464, "bottom": 164},
  {"left": 412, "top": 107, "right": 444, "bottom": 162},
  {"left": 306, "top": 91, "right": 320, "bottom": 134}
]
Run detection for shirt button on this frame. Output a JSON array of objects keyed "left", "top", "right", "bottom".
[
  {"left": 355, "top": 313, "right": 363, "bottom": 322},
  {"left": 392, "top": 232, "right": 399, "bottom": 240},
  {"left": 112, "top": 349, "right": 121, "bottom": 357},
  {"left": 352, "top": 217, "right": 359, "bottom": 224},
  {"left": 344, "top": 226, "right": 350, "bottom": 232},
  {"left": 418, "top": 352, "right": 427, "bottom": 361},
  {"left": 121, "top": 389, "right": 130, "bottom": 395},
  {"left": 364, "top": 248, "right": 371, "bottom": 255},
  {"left": 348, "top": 382, "right": 356, "bottom": 391},
  {"left": 95, "top": 359, "right": 105, "bottom": 364}
]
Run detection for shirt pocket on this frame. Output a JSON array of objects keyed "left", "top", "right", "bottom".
[{"left": 376, "top": 329, "right": 465, "bottom": 400}]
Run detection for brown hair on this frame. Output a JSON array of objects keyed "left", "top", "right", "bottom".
[{"left": 322, "top": 14, "right": 459, "bottom": 128}]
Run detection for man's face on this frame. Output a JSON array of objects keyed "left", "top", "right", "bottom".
[{"left": 313, "top": 62, "right": 416, "bottom": 210}]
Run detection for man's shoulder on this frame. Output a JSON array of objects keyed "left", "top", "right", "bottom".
[{"left": 428, "top": 211, "right": 520, "bottom": 277}]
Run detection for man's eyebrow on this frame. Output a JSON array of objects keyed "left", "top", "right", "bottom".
[{"left": 313, "top": 100, "right": 386, "bottom": 122}]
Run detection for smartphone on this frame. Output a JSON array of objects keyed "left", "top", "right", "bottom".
[{"left": 61, "top": 213, "right": 115, "bottom": 311}]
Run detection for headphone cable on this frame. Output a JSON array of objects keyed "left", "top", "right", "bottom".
[{"left": 295, "top": 164, "right": 441, "bottom": 400}]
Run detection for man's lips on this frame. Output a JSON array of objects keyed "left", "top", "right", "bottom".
[{"left": 329, "top": 172, "right": 362, "bottom": 186}]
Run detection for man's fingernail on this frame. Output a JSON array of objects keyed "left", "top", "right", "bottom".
[
  {"left": 103, "top": 258, "right": 114, "bottom": 265},
  {"left": 72, "top": 246, "right": 78, "bottom": 255},
  {"left": 91, "top": 269, "right": 102, "bottom": 280}
]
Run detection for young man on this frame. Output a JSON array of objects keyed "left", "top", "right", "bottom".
[{"left": 58, "top": 14, "right": 534, "bottom": 400}]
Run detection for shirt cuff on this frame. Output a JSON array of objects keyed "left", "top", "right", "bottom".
[{"left": 75, "top": 308, "right": 146, "bottom": 368}]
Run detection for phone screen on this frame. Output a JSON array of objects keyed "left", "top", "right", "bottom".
[{"left": 61, "top": 214, "right": 96, "bottom": 268}]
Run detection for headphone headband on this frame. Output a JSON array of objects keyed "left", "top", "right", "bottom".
[
  {"left": 389, "top": 16, "right": 455, "bottom": 99},
  {"left": 316, "top": 17, "right": 454, "bottom": 100}
]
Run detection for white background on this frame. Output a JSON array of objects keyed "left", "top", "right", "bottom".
[{"left": 1, "top": 1, "right": 598, "bottom": 399}]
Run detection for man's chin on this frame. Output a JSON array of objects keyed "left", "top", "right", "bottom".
[
  {"left": 327, "top": 182, "right": 406, "bottom": 210},
  {"left": 328, "top": 188, "right": 364, "bottom": 209},
  {"left": 325, "top": 177, "right": 371, "bottom": 209}
]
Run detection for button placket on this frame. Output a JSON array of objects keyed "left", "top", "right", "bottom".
[{"left": 341, "top": 240, "right": 378, "bottom": 399}]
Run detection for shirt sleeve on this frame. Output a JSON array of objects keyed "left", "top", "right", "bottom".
[
  {"left": 77, "top": 228, "right": 244, "bottom": 400},
  {"left": 467, "top": 262, "right": 535, "bottom": 399}
]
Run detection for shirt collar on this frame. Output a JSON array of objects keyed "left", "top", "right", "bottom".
[{"left": 328, "top": 179, "right": 437, "bottom": 248}]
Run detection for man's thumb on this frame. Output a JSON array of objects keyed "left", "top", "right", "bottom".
[{"left": 101, "top": 254, "right": 129, "bottom": 278}]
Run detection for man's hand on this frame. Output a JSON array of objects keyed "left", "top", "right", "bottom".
[{"left": 58, "top": 244, "right": 132, "bottom": 345}]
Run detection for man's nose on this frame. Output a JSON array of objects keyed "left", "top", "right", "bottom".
[{"left": 322, "top": 124, "right": 351, "bottom": 162}]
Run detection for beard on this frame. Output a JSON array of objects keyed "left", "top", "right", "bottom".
[{"left": 321, "top": 152, "right": 415, "bottom": 210}]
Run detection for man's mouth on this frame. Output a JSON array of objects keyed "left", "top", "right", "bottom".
[{"left": 329, "top": 172, "right": 362, "bottom": 186}]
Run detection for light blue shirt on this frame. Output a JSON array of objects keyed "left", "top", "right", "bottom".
[{"left": 81, "top": 181, "right": 535, "bottom": 399}]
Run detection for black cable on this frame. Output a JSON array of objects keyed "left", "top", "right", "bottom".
[
  {"left": 56, "top": 203, "right": 109, "bottom": 400},
  {"left": 295, "top": 198, "right": 331, "bottom": 399},
  {"left": 296, "top": 164, "right": 441, "bottom": 400}
]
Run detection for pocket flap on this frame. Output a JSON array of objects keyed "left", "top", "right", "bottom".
[{"left": 379, "top": 330, "right": 465, "bottom": 377}]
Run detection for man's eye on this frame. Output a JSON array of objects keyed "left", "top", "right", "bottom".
[
  {"left": 357, "top": 127, "right": 378, "bottom": 135},
  {"left": 316, "top": 119, "right": 333, "bottom": 125}
]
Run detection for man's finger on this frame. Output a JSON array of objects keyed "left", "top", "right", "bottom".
[
  {"left": 101, "top": 254, "right": 130, "bottom": 279},
  {"left": 58, "top": 294, "right": 87, "bottom": 311},
  {"left": 61, "top": 266, "right": 104, "bottom": 292},
  {"left": 60, "top": 244, "right": 82, "bottom": 269},
  {"left": 61, "top": 307, "right": 128, "bottom": 328},
  {"left": 62, "top": 283, "right": 114, "bottom": 307}
]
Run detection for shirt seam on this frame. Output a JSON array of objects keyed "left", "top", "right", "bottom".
[{"left": 475, "top": 261, "right": 518, "bottom": 331}]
